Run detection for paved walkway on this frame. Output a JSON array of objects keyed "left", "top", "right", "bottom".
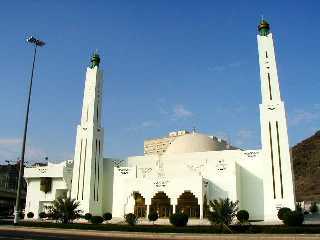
[{"left": 1, "top": 225, "right": 320, "bottom": 240}]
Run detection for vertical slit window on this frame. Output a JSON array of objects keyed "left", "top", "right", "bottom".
[
  {"left": 86, "top": 107, "right": 89, "bottom": 122},
  {"left": 94, "top": 139, "right": 97, "bottom": 201},
  {"left": 76, "top": 139, "right": 83, "bottom": 200},
  {"left": 267, "top": 73, "right": 272, "bottom": 100},
  {"left": 265, "top": 51, "right": 268, "bottom": 58},
  {"left": 81, "top": 139, "right": 88, "bottom": 200},
  {"left": 97, "top": 140, "right": 101, "bottom": 201},
  {"left": 276, "top": 121, "right": 284, "bottom": 198},
  {"left": 269, "top": 122, "right": 276, "bottom": 199},
  {"left": 97, "top": 105, "right": 99, "bottom": 122}
]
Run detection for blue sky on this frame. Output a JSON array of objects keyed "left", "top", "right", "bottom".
[{"left": 0, "top": 1, "right": 319, "bottom": 164}]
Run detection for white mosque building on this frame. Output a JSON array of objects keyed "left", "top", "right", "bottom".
[{"left": 24, "top": 20, "right": 296, "bottom": 221}]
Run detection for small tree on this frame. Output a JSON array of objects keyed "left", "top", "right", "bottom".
[
  {"left": 236, "top": 210, "right": 249, "bottom": 224},
  {"left": 208, "top": 198, "right": 239, "bottom": 232},
  {"left": 148, "top": 211, "right": 159, "bottom": 224},
  {"left": 277, "top": 207, "right": 291, "bottom": 220},
  {"left": 125, "top": 213, "right": 137, "bottom": 226},
  {"left": 46, "top": 196, "right": 82, "bottom": 224},
  {"left": 27, "top": 212, "right": 34, "bottom": 219},
  {"left": 103, "top": 212, "right": 112, "bottom": 222},
  {"left": 309, "top": 202, "right": 318, "bottom": 213}
]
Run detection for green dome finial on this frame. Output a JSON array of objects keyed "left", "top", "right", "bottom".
[
  {"left": 90, "top": 52, "right": 100, "bottom": 68},
  {"left": 258, "top": 19, "right": 270, "bottom": 36}
]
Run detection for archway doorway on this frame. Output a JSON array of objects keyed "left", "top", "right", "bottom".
[
  {"left": 176, "top": 191, "right": 200, "bottom": 218},
  {"left": 150, "top": 191, "right": 172, "bottom": 218},
  {"left": 133, "top": 192, "right": 146, "bottom": 218}
]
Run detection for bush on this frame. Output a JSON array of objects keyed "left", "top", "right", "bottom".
[
  {"left": 283, "top": 210, "right": 304, "bottom": 226},
  {"left": 309, "top": 202, "right": 318, "bottom": 213},
  {"left": 148, "top": 211, "right": 158, "bottom": 223},
  {"left": 27, "top": 212, "right": 34, "bottom": 218},
  {"left": 39, "top": 212, "right": 46, "bottom": 219},
  {"left": 84, "top": 213, "right": 92, "bottom": 221},
  {"left": 103, "top": 212, "right": 112, "bottom": 221},
  {"left": 90, "top": 216, "right": 104, "bottom": 224},
  {"left": 169, "top": 212, "right": 188, "bottom": 227},
  {"left": 277, "top": 207, "right": 291, "bottom": 220},
  {"left": 236, "top": 210, "right": 249, "bottom": 223},
  {"left": 296, "top": 203, "right": 303, "bottom": 213},
  {"left": 125, "top": 213, "right": 137, "bottom": 226}
]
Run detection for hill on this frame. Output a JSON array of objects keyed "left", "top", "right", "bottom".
[{"left": 292, "top": 130, "right": 320, "bottom": 202}]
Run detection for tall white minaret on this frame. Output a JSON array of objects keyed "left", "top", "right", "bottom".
[
  {"left": 257, "top": 20, "right": 295, "bottom": 220},
  {"left": 71, "top": 53, "right": 104, "bottom": 215}
]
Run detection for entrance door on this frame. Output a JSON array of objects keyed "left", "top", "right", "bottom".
[
  {"left": 133, "top": 192, "right": 146, "bottom": 218},
  {"left": 176, "top": 191, "right": 200, "bottom": 218},
  {"left": 150, "top": 191, "right": 172, "bottom": 218}
]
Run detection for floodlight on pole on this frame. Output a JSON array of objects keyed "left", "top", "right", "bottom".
[{"left": 13, "top": 36, "right": 45, "bottom": 225}]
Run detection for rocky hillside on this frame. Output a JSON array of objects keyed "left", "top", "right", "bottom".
[{"left": 291, "top": 130, "right": 320, "bottom": 202}]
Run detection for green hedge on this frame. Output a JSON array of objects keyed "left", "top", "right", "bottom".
[{"left": 16, "top": 221, "right": 320, "bottom": 234}]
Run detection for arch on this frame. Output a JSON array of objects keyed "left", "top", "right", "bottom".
[
  {"left": 150, "top": 191, "right": 172, "bottom": 218},
  {"left": 176, "top": 191, "right": 200, "bottom": 218},
  {"left": 133, "top": 192, "right": 146, "bottom": 218}
]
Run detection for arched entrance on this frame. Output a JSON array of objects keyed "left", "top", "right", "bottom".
[
  {"left": 133, "top": 192, "right": 146, "bottom": 218},
  {"left": 150, "top": 192, "right": 172, "bottom": 218},
  {"left": 176, "top": 191, "right": 200, "bottom": 218}
]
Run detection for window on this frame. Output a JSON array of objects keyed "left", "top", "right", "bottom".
[{"left": 265, "top": 51, "right": 268, "bottom": 58}]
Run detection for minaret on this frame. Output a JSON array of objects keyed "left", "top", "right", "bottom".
[
  {"left": 71, "top": 53, "right": 104, "bottom": 215},
  {"left": 257, "top": 20, "right": 295, "bottom": 220}
]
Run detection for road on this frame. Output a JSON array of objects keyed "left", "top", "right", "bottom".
[
  {"left": 0, "top": 228, "right": 140, "bottom": 240},
  {"left": 1, "top": 226, "right": 320, "bottom": 240}
]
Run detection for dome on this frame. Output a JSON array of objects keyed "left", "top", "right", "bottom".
[{"left": 166, "top": 133, "right": 226, "bottom": 154}]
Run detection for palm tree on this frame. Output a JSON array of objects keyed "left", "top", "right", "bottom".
[
  {"left": 208, "top": 198, "right": 239, "bottom": 232},
  {"left": 46, "top": 196, "right": 81, "bottom": 224}
]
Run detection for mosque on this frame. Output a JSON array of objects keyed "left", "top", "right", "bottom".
[{"left": 24, "top": 20, "right": 296, "bottom": 221}]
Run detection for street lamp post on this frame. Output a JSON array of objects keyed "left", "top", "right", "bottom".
[{"left": 13, "top": 36, "right": 45, "bottom": 225}]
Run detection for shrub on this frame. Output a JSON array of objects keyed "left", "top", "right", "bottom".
[
  {"left": 277, "top": 207, "right": 291, "bottom": 220},
  {"left": 84, "top": 213, "right": 92, "bottom": 221},
  {"left": 27, "top": 212, "right": 34, "bottom": 218},
  {"left": 296, "top": 203, "right": 303, "bottom": 213},
  {"left": 39, "top": 212, "right": 46, "bottom": 219},
  {"left": 103, "top": 212, "right": 112, "bottom": 222},
  {"left": 236, "top": 210, "right": 249, "bottom": 223},
  {"left": 90, "top": 216, "right": 104, "bottom": 224},
  {"left": 125, "top": 213, "right": 137, "bottom": 226},
  {"left": 283, "top": 210, "right": 304, "bottom": 226},
  {"left": 309, "top": 202, "right": 318, "bottom": 213},
  {"left": 169, "top": 212, "right": 188, "bottom": 227},
  {"left": 148, "top": 211, "right": 158, "bottom": 223}
]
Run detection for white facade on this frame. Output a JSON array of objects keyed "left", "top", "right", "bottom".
[{"left": 24, "top": 21, "right": 296, "bottom": 221}]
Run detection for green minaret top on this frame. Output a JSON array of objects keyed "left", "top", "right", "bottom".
[
  {"left": 258, "top": 19, "right": 270, "bottom": 36},
  {"left": 90, "top": 53, "right": 100, "bottom": 68}
]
